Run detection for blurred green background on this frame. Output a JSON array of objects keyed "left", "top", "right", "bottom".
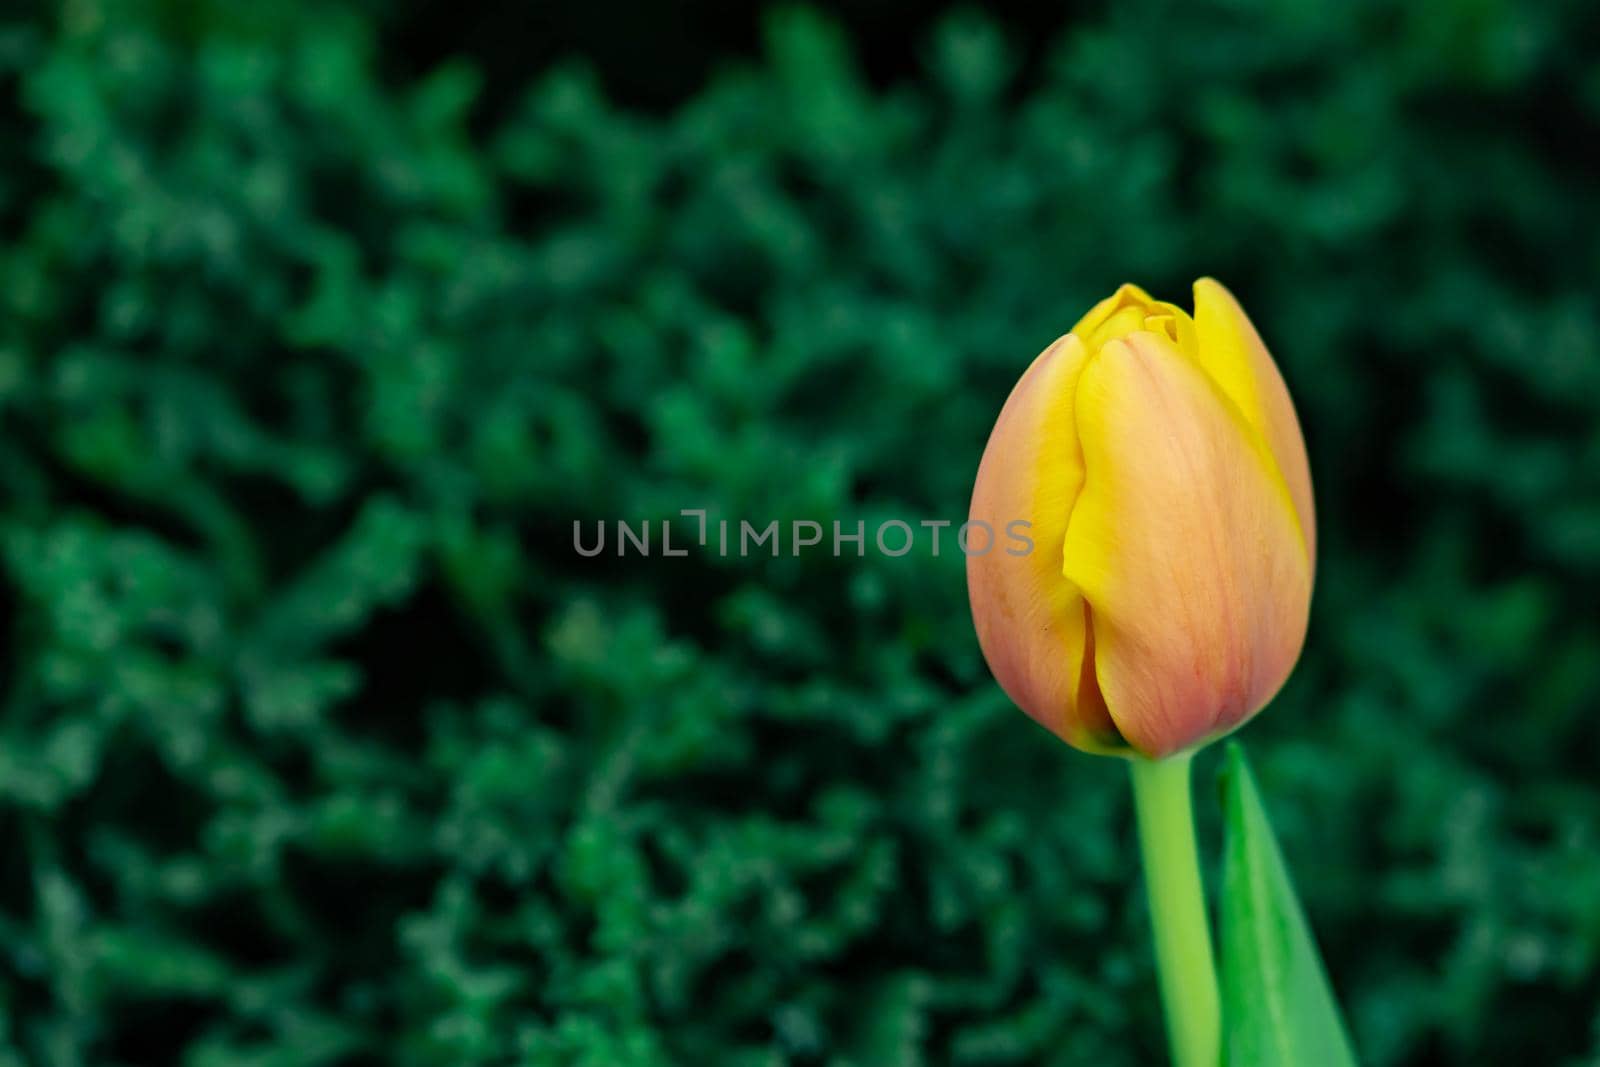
[{"left": 3, "top": 0, "right": 1599, "bottom": 1064}]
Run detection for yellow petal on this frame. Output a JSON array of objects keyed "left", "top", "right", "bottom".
[
  {"left": 1193, "top": 278, "right": 1317, "bottom": 566},
  {"left": 1062, "top": 331, "right": 1313, "bottom": 757},
  {"left": 1070, "top": 282, "right": 1156, "bottom": 343},
  {"left": 967, "top": 333, "right": 1123, "bottom": 750}
]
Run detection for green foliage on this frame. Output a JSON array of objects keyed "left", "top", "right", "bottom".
[
  {"left": 1, "top": 0, "right": 1599, "bottom": 1064},
  {"left": 1220, "top": 744, "right": 1357, "bottom": 1067}
]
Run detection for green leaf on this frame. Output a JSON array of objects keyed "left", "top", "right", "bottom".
[{"left": 1219, "top": 743, "right": 1359, "bottom": 1067}]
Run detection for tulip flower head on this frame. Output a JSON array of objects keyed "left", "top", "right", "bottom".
[{"left": 967, "top": 280, "right": 1315, "bottom": 759}]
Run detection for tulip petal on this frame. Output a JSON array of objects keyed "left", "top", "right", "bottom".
[
  {"left": 1062, "top": 332, "right": 1313, "bottom": 757},
  {"left": 1193, "top": 278, "right": 1317, "bottom": 565},
  {"left": 1071, "top": 283, "right": 1156, "bottom": 344},
  {"left": 967, "top": 334, "right": 1124, "bottom": 750}
]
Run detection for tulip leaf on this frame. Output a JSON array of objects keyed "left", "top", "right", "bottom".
[{"left": 1218, "top": 743, "right": 1359, "bottom": 1067}]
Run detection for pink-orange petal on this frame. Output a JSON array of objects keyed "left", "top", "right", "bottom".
[
  {"left": 1061, "top": 331, "right": 1314, "bottom": 757},
  {"left": 967, "top": 334, "right": 1122, "bottom": 750}
]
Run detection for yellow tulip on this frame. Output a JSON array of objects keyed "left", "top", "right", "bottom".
[{"left": 967, "top": 280, "right": 1315, "bottom": 758}]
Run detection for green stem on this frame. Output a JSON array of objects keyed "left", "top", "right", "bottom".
[{"left": 1130, "top": 751, "right": 1221, "bottom": 1067}]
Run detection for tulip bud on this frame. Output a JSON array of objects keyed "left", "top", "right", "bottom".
[{"left": 967, "top": 280, "right": 1315, "bottom": 758}]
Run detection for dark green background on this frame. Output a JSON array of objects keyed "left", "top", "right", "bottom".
[{"left": 2, "top": 1, "right": 1598, "bottom": 1064}]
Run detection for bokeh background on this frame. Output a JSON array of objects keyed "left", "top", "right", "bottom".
[{"left": 2, "top": 0, "right": 1599, "bottom": 1064}]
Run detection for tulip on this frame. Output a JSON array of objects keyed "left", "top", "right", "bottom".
[{"left": 967, "top": 279, "right": 1314, "bottom": 759}]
